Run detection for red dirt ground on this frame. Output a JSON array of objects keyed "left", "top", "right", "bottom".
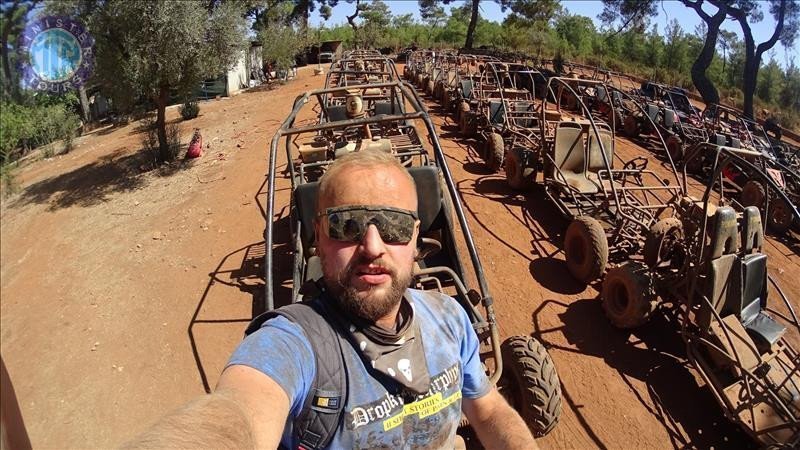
[{"left": 1, "top": 65, "right": 798, "bottom": 449}]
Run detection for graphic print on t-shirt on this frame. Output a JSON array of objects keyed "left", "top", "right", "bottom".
[
  {"left": 347, "top": 362, "right": 463, "bottom": 449},
  {"left": 348, "top": 363, "right": 462, "bottom": 432}
]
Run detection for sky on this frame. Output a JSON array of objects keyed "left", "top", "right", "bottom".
[{"left": 310, "top": 0, "right": 799, "bottom": 65}]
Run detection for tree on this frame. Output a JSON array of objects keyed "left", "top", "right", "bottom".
[
  {"left": 717, "top": 29, "right": 737, "bottom": 76},
  {"left": 602, "top": 0, "right": 799, "bottom": 118},
  {"left": 599, "top": 0, "right": 658, "bottom": 35},
  {"left": 90, "top": 0, "right": 247, "bottom": 161},
  {"left": 723, "top": 0, "right": 799, "bottom": 118},
  {"left": 1, "top": 0, "right": 41, "bottom": 101},
  {"left": 419, "top": 0, "right": 446, "bottom": 28}
]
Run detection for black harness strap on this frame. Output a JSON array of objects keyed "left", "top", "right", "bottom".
[{"left": 245, "top": 301, "right": 347, "bottom": 450}]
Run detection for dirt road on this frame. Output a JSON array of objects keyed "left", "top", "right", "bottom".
[{"left": 1, "top": 65, "right": 797, "bottom": 449}]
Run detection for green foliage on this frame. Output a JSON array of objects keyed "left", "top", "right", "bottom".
[
  {"left": 0, "top": 101, "right": 81, "bottom": 162},
  {"left": 1, "top": 161, "right": 19, "bottom": 197},
  {"left": 90, "top": 0, "right": 248, "bottom": 112},
  {"left": 259, "top": 22, "right": 308, "bottom": 71},
  {"left": 180, "top": 100, "right": 200, "bottom": 120}
]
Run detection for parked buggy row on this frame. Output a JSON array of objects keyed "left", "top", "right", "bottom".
[{"left": 407, "top": 47, "right": 800, "bottom": 447}]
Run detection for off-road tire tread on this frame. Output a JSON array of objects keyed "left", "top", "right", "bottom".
[
  {"left": 486, "top": 133, "right": 504, "bottom": 172},
  {"left": 501, "top": 336, "right": 562, "bottom": 437},
  {"left": 505, "top": 147, "right": 535, "bottom": 190},
  {"left": 643, "top": 217, "right": 683, "bottom": 268},
  {"left": 601, "top": 262, "right": 657, "bottom": 329},
  {"left": 565, "top": 216, "right": 608, "bottom": 283}
]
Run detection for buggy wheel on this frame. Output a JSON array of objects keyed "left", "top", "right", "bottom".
[
  {"left": 623, "top": 115, "right": 640, "bottom": 138},
  {"left": 485, "top": 133, "right": 505, "bottom": 172},
  {"left": 442, "top": 93, "right": 451, "bottom": 113},
  {"left": 416, "top": 74, "right": 424, "bottom": 88},
  {"left": 601, "top": 262, "right": 657, "bottom": 329},
  {"left": 665, "top": 134, "right": 684, "bottom": 162},
  {"left": 426, "top": 80, "right": 435, "bottom": 96},
  {"left": 459, "top": 112, "right": 474, "bottom": 137},
  {"left": 505, "top": 147, "right": 535, "bottom": 190},
  {"left": 769, "top": 199, "right": 794, "bottom": 233},
  {"left": 741, "top": 180, "right": 766, "bottom": 208},
  {"left": 564, "top": 216, "right": 608, "bottom": 283},
  {"left": 457, "top": 102, "right": 470, "bottom": 123},
  {"left": 499, "top": 336, "right": 562, "bottom": 437},
  {"left": 643, "top": 217, "right": 684, "bottom": 268}
]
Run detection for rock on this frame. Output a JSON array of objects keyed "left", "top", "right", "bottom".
[{"left": 152, "top": 232, "right": 163, "bottom": 240}]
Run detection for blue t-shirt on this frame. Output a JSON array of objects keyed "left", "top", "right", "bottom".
[{"left": 227, "top": 289, "right": 492, "bottom": 449}]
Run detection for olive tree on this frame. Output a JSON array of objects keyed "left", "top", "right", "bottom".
[{"left": 90, "top": 0, "right": 247, "bottom": 161}]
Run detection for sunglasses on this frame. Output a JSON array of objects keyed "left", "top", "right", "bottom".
[{"left": 318, "top": 205, "right": 419, "bottom": 244}]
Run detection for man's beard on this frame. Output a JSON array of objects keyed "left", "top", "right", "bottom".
[{"left": 322, "top": 255, "right": 413, "bottom": 323}]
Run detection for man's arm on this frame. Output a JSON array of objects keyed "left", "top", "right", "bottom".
[
  {"left": 462, "top": 387, "right": 539, "bottom": 450},
  {"left": 122, "top": 365, "right": 289, "bottom": 449}
]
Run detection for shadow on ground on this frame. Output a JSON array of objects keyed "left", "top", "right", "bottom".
[
  {"left": 188, "top": 210, "right": 294, "bottom": 392},
  {"left": 531, "top": 298, "right": 753, "bottom": 449},
  {"left": 11, "top": 146, "right": 191, "bottom": 211}
]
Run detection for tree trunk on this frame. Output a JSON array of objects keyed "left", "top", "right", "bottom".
[
  {"left": 690, "top": 8, "right": 726, "bottom": 107},
  {"left": 724, "top": 0, "right": 787, "bottom": 119},
  {"left": 78, "top": 85, "right": 91, "bottom": 123},
  {"left": 464, "top": 0, "right": 480, "bottom": 50},
  {"left": 741, "top": 42, "right": 757, "bottom": 119},
  {"left": 155, "top": 87, "right": 169, "bottom": 162}
]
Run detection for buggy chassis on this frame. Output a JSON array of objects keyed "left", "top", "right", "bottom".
[
  {"left": 265, "top": 79, "right": 563, "bottom": 435},
  {"left": 506, "top": 76, "right": 686, "bottom": 283},
  {"left": 612, "top": 146, "right": 800, "bottom": 446}
]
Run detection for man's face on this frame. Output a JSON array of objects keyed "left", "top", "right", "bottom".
[{"left": 315, "top": 165, "right": 419, "bottom": 323}]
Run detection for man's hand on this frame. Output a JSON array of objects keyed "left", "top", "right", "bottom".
[
  {"left": 462, "top": 387, "right": 539, "bottom": 450},
  {"left": 122, "top": 365, "right": 289, "bottom": 449}
]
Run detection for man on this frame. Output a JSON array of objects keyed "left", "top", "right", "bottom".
[{"left": 125, "top": 151, "right": 537, "bottom": 449}]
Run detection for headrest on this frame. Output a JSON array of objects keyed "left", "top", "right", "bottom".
[
  {"left": 741, "top": 206, "right": 764, "bottom": 253},
  {"left": 709, "top": 206, "right": 739, "bottom": 259}
]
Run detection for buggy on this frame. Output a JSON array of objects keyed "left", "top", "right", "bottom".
[
  {"left": 264, "top": 78, "right": 564, "bottom": 437},
  {"left": 502, "top": 76, "right": 685, "bottom": 284},
  {"left": 601, "top": 147, "right": 800, "bottom": 446}
]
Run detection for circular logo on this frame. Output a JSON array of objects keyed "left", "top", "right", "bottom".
[{"left": 18, "top": 16, "right": 94, "bottom": 93}]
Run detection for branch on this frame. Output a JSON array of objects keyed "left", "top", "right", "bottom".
[
  {"left": 755, "top": 0, "right": 787, "bottom": 57},
  {"left": 346, "top": 0, "right": 360, "bottom": 30},
  {"left": 605, "top": 14, "right": 638, "bottom": 39},
  {"left": 680, "top": 0, "right": 710, "bottom": 22}
]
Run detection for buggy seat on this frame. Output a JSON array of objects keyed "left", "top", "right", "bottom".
[
  {"left": 550, "top": 121, "right": 615, "bottom": 194},
  {"left": 701, "top": 206, "right": 787, "bottom": 372}
]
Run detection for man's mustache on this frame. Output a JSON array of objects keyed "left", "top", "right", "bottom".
[{"left": 341, "top": 256, "right": 396, "bottom": 283}]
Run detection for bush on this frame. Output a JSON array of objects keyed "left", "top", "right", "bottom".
[
  {"left": 180, "top": 100, "right": 200, "bottom": 120},
  {"left": 0, "top": 162, "right": 18, "bottom": 197},
  {"left": 141, "top": 117, "right": 182, "bottom": 165},
  {"left": 0, "top": 101, "right": 80, "bottom": 161}
]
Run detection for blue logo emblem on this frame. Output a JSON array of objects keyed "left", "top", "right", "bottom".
[{"left": 18, "top": 16, "right": 94, "bottom": 93}]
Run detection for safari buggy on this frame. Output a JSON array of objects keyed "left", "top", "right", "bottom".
[
  {"left": 462, "top": 61, "right": 546, "bottom": 174},
  {"left": 324, "top": 52, "right": 399, "bottom": 89},
  {"left": 601, "top": 147, "right": 800, "bottom": 447},
  {"left": 441, "top": 54, "right": 499, "bottom": 121},
  {"left": 682, "top": 104, "right": 799, "bottom": 233},
  {"left": 502, "top": 76, "right": 686, "bottom": 284},
  {"left": 264, "top": 79, "right": 563, "bottom": 437}
]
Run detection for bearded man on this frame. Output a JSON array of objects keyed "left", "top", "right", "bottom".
[{"left": 124, "top": 150, "right": 537, "bottom": 449}]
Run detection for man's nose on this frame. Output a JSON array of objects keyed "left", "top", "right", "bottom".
[{"left": 359, "top": 224, "right": 386, "bottom": 257}]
